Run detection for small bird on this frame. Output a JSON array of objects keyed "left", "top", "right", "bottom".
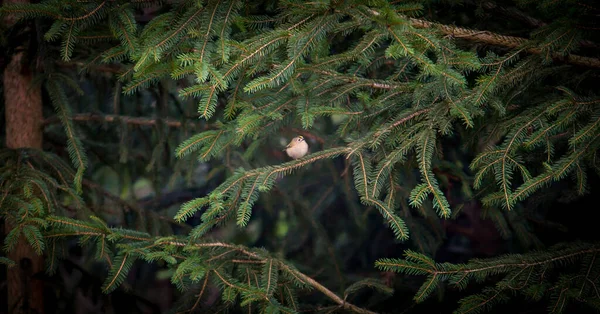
[{"left": 284, "top": 135, "right": 309, "bottom": 159}]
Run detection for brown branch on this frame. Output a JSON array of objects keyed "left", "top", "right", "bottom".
[
  {"left": 407, "top": 17, "right": 600, "bottom": 68},
  {"left": 43, "top": 113, "right": 206, "bottom": 129},
  {"left": 301, "top": 68, "right": 405, "bottom": 90}
]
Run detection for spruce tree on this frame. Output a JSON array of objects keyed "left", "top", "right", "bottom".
[{"left": 1, "top": 0, "right": 599, "bottom": 313}]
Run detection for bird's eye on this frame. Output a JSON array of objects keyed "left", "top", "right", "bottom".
[{"left": 297, "top": 137, "right": 304, "bottom": 141}]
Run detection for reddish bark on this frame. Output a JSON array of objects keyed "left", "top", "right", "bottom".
[{"left": 3, "top": 0, "right": 45, "bottom": 313}]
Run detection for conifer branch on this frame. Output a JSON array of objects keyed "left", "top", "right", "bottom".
[
  {"left": 166, "top": 241, "right": 378, "bottom": 314},
  {"left": 376, "top": 242, "right": 600, "bottom": 309},
  {"left": 386, "top": 247, "right": 600, "bottom": 277},
  {"left": 372, "top": 108, "right": 432, "bottom": 141},
  {"left": 407, "top": 18, "right": 600, "bottom": 68},
  {"left": 43, "top": 213, "right": 377, "bottom": 313},
  {"left": 187, "top": 273, "right": 210, "bottom": 313},
  {"left": 62, "top": 1, "right": 105, "bottom": 22}
]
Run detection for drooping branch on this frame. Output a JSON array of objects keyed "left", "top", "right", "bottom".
[
  {"left": 408, "top": 17, "right": 600, "bottom": 68},
  {"left": 44, "top": 219, "right": 377, "bottom": 314},
  {"left": 166, "top": 241, "right": 379, "bottom": 314}
]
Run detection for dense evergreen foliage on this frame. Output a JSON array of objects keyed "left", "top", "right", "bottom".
[{"left": 1, "top": 0, "right": 600, "bottom": 313}]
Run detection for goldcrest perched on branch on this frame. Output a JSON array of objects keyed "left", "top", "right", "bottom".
[{"left": 284, "top": 135, "right": 309, "bottom": 159}]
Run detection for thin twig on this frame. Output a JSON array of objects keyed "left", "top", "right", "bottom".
[{"left": 44, "top": 113, "right": 208, "bottom": 129}]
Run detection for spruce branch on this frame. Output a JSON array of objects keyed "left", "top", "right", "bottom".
[
  {"left": 61, "top": 1, "right": 106, "bottom": 22},
  {"left": 42, "top": 219, "right": 378, "bottom": 314},
  {"left": 185, "top": 273, "right": 211, "bottom": 313},
  {"left": 407, "top": 18, "right": 600, "bottom": 68},
  {"left": 376, "top": 242, "right": 600, "bottom": 311},
  {"left": 167, "top": 241, "right": 379, "bottom": 314},
  {"left": 44, "top": 78, "right": 88, "bottom": 193},
  {"left": 371, "top": 108, "right": 432, "bottom": 144}
]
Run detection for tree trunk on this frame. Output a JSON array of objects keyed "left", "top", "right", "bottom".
[{"left": 3, "top": 0, "right": 45, "bottom": 313}]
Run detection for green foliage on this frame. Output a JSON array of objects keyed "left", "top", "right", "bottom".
[
  {"left": 44, "top": 75, "right": 88, "bottom": 193},
  {"left": 376, "top": 242, "right": 600, "bottom": 314},
  {"left": 102, "top": 252, "right": 137, "bottom": 293},
  {"left": 2, "top": 0, "right": 600, "bottom": 313},
  {"left": 44, "top": 212, "right": 321, "bottom": 311},
  {"left": 0, "top": 257, "right": 16, "bottom": 267},
  {"left": 0, "top": 149, "right": 83, "bottom": 264},
  {"left": 344, "top": 278, "right": 394, "bottom": 300}
]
